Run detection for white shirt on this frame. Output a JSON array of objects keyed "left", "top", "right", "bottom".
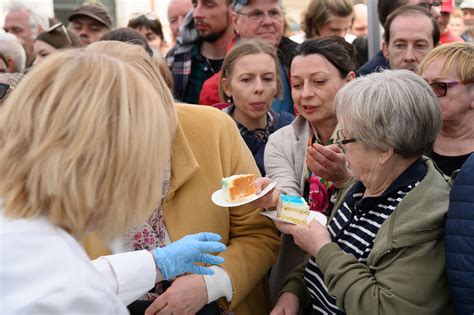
[{"left": 0, "top": 213, "right": 133, "bottom": 314}]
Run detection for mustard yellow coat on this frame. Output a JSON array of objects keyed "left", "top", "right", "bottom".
[{"left": 84, "top": 104, "right": 281, "bottom": 314}]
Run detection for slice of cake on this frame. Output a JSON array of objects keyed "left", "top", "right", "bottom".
[
  {"left": 222, "top": 174, "right": 256, "bottom": 202},
  {"left": 277, "top": 194, "right": 310, "bottom": 225}
]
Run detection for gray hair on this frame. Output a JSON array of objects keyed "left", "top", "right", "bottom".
[
  {"left": 7, "top": 3, "right": 49, "bottom": 38},
  {"left": 234, "top": 0, "right": 284, "bottom": 13},
  {"left": 335, "top": 70, "right": 442, "bottom": 157},
  {"left": 0, "top": 33, "right": 27, "bottom": 73}
]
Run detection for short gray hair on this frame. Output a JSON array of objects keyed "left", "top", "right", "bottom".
[
  {"left": 0, "top": 33, "right": 27, "bottom": 73},
  {"left": 234, "top": 0, "right": 284, "bottom": 13},
  {"left": 7, "top": 3, "right": 49, "bottom": 38},
  {"left": 335, "top": 70, "right": 442, "bottom": 158}
]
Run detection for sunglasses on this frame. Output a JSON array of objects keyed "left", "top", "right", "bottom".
[
  {"left": 47, "top": 23, "right": 73, "bottom": 45},
  {"left": 429, "top": 80, "right": 473, "bottom": 97},
  {"left": 129, "top": 12, "right": 159, "bottom": 21},
  {"left": 0, "top": 83, "right": 14, "bottom": 100}
]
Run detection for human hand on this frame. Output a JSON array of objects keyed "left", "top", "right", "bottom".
[
  {"left": 274, "top": 220, "right": 331, "bottom": 257},
  {"left": 152, "top": 232, "right": 226, "bottom": 280},
  {"left": 145, "top": 275, "right": 207, "bottom": 315},
  {"left": 270, "top": 292, "right": 300, "bottom": 315},
  {"left": 252, "top": 177, "right": 280, "bottom": 209},
  {"left": 306, "top": 144, "right": 352, "bottom": 188}
]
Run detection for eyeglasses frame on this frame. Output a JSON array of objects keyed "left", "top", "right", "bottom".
[
  {"left": 47, "top": 23, "right": 73, "bottom": 45},
  {"left": 235, "top": 8, "right": 285, "bottom": 23},
  {"left": 429, "top": 80, "right": 474, "bottom": 97},
  {"left": 335, "top": 129, "right": 359, "bottom": 152}
]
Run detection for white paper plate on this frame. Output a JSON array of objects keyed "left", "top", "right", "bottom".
[
  {"left": 260, "top": 210, "right": 328, "bottom": 226},
  {"left": 211, "top": 182, "right": 277, "bottom": 207}
]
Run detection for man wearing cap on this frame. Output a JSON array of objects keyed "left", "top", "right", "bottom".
[
  {"left": 439, "top": 0, "right": 464, "bottom": 43},
  {"left": 166, "top": 0, "right": 235, "bottom": 104},
  {"left": 199, "top": 0, "right": 296, "bottom": 114},
  {"left": 461, "top": 0, "right": 474, "bottom": 41},
  {"left": 68, "top": 4, "right": 113, "bottom": 46}
]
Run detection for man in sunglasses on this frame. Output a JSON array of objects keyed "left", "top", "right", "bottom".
[
  {"left": 382, "top": 5, "right": 439, "bottom": 72},
  {"left": 68, "top": 4, "right": 113, "bottom": 46}
]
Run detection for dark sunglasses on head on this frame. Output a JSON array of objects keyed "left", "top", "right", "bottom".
[
  {"left": 47, "top": 23, "right": 73, "bottom": 45},
  {"left": 0, "top": 83, "right": 14, "bottom": 100}
]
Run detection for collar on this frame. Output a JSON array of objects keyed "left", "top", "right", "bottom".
[
  {"left": 345, "top": 158, "right": 427, "bottom": 209},
  {"left": 165, "top": 120, "right": 200, "bottom": 200}
]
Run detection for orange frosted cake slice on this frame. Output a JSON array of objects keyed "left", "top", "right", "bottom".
[
  {"left": 222, "top": 174, "right": 256, "bottom": 202},
  {"left": 277, "top": 194, "right": 310, "bottom": 225}
]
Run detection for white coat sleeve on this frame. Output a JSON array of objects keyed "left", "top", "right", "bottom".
[{"left": 92, "top": 250, "right": 156, "bottom": 305}]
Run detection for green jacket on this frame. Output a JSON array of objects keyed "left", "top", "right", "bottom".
[{"left": 282, "top": 158, "right": 455, "bottom": 314}]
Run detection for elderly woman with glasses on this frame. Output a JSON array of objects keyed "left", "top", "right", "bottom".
[
  {"left": 270, "top": 69, "right": 455, "bottom": 314},
  {"left": 33, "top": 23, "right": 81, "bottom": 66},
  {"left": 418, "top": 42, "right": 474, "bottom": 177}
]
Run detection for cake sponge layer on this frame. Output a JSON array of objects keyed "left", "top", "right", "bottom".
[
  {"left": 277, "top": 194, "right": 310, "bottom": 225},
  {"left": 222, "top": 174, "right": 256, "bottom": 202}
]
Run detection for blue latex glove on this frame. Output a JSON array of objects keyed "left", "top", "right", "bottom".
[{"left": 152, "top": 232, "right": 226, "bottom": 280}]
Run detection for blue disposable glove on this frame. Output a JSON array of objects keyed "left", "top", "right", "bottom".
[{"left": 152, "top": 232, "right": 226, "bottom": 280}]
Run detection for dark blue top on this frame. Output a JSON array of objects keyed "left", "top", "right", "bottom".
[
  {"left": 357, "top": 50, "right": 390, "bottom": 76},
  {"left": 445, "top": 153, "right": 474, "bottom": 314}
]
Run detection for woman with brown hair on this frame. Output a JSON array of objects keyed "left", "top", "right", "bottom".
[{"left": 33, "top": 23, "right": 81, "bottom": 65}]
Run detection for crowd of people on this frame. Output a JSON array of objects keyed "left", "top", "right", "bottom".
[{"left": 0, "top": 0, "right": 473, "bottom": 314}]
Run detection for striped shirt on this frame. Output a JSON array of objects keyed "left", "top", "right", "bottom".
[{"left": 304, "top": 159, "right": 427, "bottom": 314}]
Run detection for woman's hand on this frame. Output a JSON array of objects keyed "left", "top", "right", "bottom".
[
  {"left": 306, "top": 144, "right": 352, "bottom": 188},
  {"left": 252, "top": 177, "right": 280, "bottom": 209},
  {"left": 270, "top": 292, "right": 300, "bottom": 315},
  {"left": 274, "top": 220, "right": 331, "bottom": 257}
]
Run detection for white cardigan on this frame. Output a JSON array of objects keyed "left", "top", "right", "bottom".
[{"left": 0, "top": 212, "right": 156, "bottom": 314}]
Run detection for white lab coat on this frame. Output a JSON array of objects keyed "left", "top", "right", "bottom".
[{"left": 0, "top": 212, "right": 155, "bottom": 314}]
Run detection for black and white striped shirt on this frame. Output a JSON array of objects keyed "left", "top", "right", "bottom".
[{"left": 304, "top": 159, "right": 426, "bottom": 314}]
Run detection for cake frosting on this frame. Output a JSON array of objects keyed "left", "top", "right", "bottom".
[
  {"left": 222, "top": 174, "right": 256, "bottom": 202},
  {"left": 277, "top": 194, "right": 310, "bottom": 225}
]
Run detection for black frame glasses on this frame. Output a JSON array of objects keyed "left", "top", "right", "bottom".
[
  {"left": 47, "top": 23, "right": 73, "bottom": 45},
  {"left": 335, "top": 129, "right": 359, "bottom": 152},
  {"left": 0, "top": 83, "right": 14, "bottom": 100},
  {"left": 429, "top": 80, "right": 473, "bottom": 97}
]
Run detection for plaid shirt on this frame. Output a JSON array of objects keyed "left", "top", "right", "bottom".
[{"left": 166, "top": 45, "right": 193, "bottom": 102}]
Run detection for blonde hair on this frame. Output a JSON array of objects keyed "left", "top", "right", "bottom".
[
  {"left": 418, "top": 42, "right": 474, "bottom": 83},
  {"left": 218, "top": 38, "right": 282, "bottom": 102},
  {"left": 0, "top": 49, "right": 175, "bottom": 241},
  {"left": 87, "top": 41, "right": 177, "bottom": 127}
]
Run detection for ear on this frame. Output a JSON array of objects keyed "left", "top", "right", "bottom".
[
  {"left": 378, "top": 147, "right": 394, "bottom": 165},
  {"left": 232, "top": 13, "right": 240, "bottom": 34},
  {"left": 346, "top": 71, "right": 356, "bottom": 82},
  {"left": 382, "top": 41, "right": 389, "bottom": 59},
  {"left": 222, "top": 77, "right": 232, "bottom": 98}
]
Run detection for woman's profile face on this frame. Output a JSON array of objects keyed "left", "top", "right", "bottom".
[
  {"left": 33, "top": 40, "right": 57, "bottom": 66},
  {"left": 290, "top": 53, "right": 348, "bottom": 127},
  {"left": 223, "top": 53, "right": 277, "bottom": 124}
]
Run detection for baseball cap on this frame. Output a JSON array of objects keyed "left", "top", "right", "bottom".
[
  {"left": 460, "top": 0, "right": 474, "bottom": 9},
  {"left": 440, "top": 0, "right": 454, "bottom": 13},
  {"left": 68, "top": 4, "right": 113, "bottom": 29}
]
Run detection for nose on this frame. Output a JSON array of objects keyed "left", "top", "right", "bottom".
[
  {"left": 404, "top": 45, "right": 416, "bottom": 62},
  {"left": 254, "top": 78, "right": 264, "bottom": 93},
  {"left": 301, "top": 82, "right": 314, "bottom": 98},
  {"left": 193, "top": 5, "right": 204, "bottom": 19},
  {"left": 261, "top": 12, "right": 273, "bottom": 25}
]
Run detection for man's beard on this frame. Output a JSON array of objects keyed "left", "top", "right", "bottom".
[
  {"left": 199, "top": 27, "right": 228, "bottom": 43},
  {"left": 198, "top": 14, "right": 230, "bottom": 43}
]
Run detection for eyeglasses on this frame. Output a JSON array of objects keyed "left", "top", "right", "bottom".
[
  {"left": 429, "top": 80, "right": 473, "bottom": 97},
  {"left": 235, "top": 9, "right": 285, "bottom": 22},
  {"left": 47, "top": 23, "right": 73, "bottom": 45},
  {"left": 335, "top": 129, "right": 359, "bottom": 153},
  {"left": 0, "top": 83, "right": 14, "bottom": 100}
]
